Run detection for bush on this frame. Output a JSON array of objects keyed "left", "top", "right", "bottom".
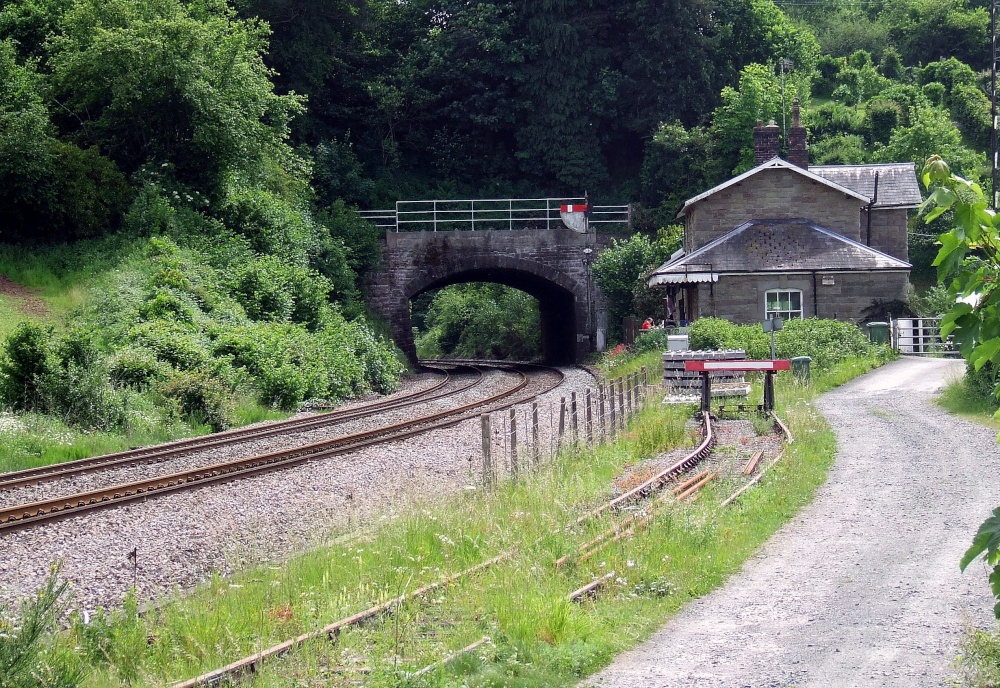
[
  {"left": 161, "top": 371, "right": 233, "bottom": 431},
  {"left": 688, "top": 317, "right": 888, "bottom": 371},
  {"left": 965, "top": 362, "right": 1000, "bottom": 403},
  {"left": 865, "top": 100, "right": 902, "bottom": 145},
  {"left": 633, "top": 329, "right": 668, "bottom": 354},
  {"left": 108, "top": 348, "right": 167, "bottom": 389},
  {"left": 0, "top": 567, "right": 84, "bottom": 688},
  {"left": 127, "top": 320, "right": 210, "bottom": 370},
  {"left": 228, "top": 255, "right": 331, "bottom": 329},
  {"left": 0, "top": 321, "right": 55, "bottom": 411},
  {"left": 688, "top": 317, "right": 770, "bottom": 358}
]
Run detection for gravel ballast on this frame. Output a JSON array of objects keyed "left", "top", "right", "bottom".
[
  {"left": 584, "top": 356, "right": 996, "bottom": 688},
  {"left": 0, "top": 367, "right": 595, "bottom": 613}
]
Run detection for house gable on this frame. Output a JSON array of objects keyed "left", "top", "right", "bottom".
[{"left": 684, "top": 164, "right": 868, "bottom": 252}]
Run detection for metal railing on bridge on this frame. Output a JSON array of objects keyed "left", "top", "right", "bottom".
[{"left": 357, "top": 197, "right": 630, "bottom": 232}]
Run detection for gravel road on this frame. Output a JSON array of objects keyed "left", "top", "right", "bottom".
[{"left": 585, "top": 356, "right": 998, "bottom": 688}]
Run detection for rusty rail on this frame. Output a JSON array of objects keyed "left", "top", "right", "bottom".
[
  {"left": 0, "top": 364, "right": 465, "bottom": 492},
  {"left": 574, "top": 413, "right": 715, "bottom": 526},
  {"left": 0, "top": 365, "right": 563, "bottom": 532},
  {"left": 171, "top": 554, "right": 512, "bottom": 688}
]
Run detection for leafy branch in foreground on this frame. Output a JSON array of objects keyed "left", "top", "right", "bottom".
[
  {"left": 960, "top": 508, "right": 1000, "bottom": 618},
  {"left": 920, "top": 155, "right": 1000, "bottom": 618}
]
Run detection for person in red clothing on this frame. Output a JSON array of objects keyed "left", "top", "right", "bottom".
[{"left": 641, "top": 317, "right": 653, "bottom": 330}]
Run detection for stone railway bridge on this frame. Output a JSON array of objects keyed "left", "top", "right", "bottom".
[{"left": 363, "top": 199, "right": 628, "bottom": 364}]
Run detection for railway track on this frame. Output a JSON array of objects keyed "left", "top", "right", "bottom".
[
  {"left": 0, "top": 363, "right": 464, "bottom": 493},
  {"left": 0, "top": 362, "right": 565, "bottom": 533}
]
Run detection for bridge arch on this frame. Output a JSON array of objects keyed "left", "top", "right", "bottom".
[
  {"left": 404, "top": 257, "right": 584, "bottom": 365},
  {"left": 365, "top": 228, "right": 600, "bottom": 365}
]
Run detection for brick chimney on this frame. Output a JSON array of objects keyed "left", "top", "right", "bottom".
[
  {"left": 753, "top": 119, "right": 780, "bottom": 166},
  {"left": 788, "top": 99, "right": 808, "bottom": 169}
]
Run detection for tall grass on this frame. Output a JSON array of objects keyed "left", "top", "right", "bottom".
[{"left": 37, "top": 351, "right": 880, "bottom": 687}]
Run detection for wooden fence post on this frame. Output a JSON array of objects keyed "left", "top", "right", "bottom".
[
  {"left": 481, "top": 414, "right": 492, "bottom": 487},
  {"left": 607, "top": 383, "right": 616, "bottom": 435},
  {"left": 558, "top": 397, "right": 566, "bottom": 450},
  {"left": 618, "top": 379, "right": 625, "bottom": 429},
  {"left": 532, "top": 402, "right": 540, "bottom": 464},
  {"left": 585, "top": 388, "right": 593, "bottom": 445},
  {"left": 598, "top": 383, "right": 607, "bottom": 440},
  {"left": 509, "top": 407, "right": 518, "bottom": 480},
  {"left": 571, "top": 392, "right": 578, "bottom": 445}
]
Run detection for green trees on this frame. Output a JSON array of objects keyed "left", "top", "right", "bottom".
[
  {"left": 592, "top": 231, "right": 680, "bottom": 341},
  {"left": 47, "top": 0, "right": 304, "bottom": 197},
  {"left": 415, "top": 284, "right": 541, "bottom": 361}
]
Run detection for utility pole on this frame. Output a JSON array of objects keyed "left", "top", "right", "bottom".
[
  {"left": 992, "top": 0, "right": 998, "bottom": 209},
  {"left": 779, "top": 58, "right": 795, "bottom": 150}
]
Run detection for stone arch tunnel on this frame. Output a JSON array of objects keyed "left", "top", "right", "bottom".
[{"left": 365, "top": 228, "right": 602, "bottom": 364}]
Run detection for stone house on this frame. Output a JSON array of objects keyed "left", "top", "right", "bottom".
[{"left": 647, "top": 105, "right": 920, "bottom": 325}]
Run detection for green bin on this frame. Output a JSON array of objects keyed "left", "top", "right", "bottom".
[
  {"left": 791, "top": 355, "right": 811, "bottom": 382},
  {"left": 867, "top": 321, "right": 889, "bottom": 345}
]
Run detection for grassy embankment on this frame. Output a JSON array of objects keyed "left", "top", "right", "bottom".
[
  {"left": 0, "top": 241, "right": 178, "bottom": 472},
  {"left": 0, "top": 236, "right": 402, "bottom": 475},
  {"left": 18, "top": 346, "right": 891, "bottom": 688}
]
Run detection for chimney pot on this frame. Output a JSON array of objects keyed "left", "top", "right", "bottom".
[{"left": 788, "top": 99, "right": 808, "bottom": 169}]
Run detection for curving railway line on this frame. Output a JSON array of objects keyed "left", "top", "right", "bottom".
[{"left": 0, "top": 362, "right": 566, "bottom": 533}]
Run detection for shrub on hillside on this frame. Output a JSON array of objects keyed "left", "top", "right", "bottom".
[
  {"left": 108, "top": 348, "right": 167, "bottom": 389},
  {"left": 213, "top": 317, "right": 402, "bottom": 408},
  {"left": 127, "top": 320, "right": 210, "bottom": 371},
  {"left": 0, "top": 322, "right": 56, "bottom": 411},
  {"left": 228, "top": 256, "right": 331, "bottom": 329},
  {"left": 161, "top": 371, "right": 233, "bottom": 431}
]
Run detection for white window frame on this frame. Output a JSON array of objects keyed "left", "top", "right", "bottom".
[{"left": 765, "top": 289, "right": 804, "bottom": 320}]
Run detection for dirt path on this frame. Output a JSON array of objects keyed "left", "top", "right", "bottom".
[
  {"left": 585, "top": 357, "right": 997, "bottom": 687},
  {"left": 0, "top": 275, "right": 48, "bottom": 317}
]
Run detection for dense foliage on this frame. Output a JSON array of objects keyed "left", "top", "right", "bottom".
[
  {"left": 0, "top": 236, "right": 402, "bottom": 433},
  {"left": 415, "top": 284, "right": 541, "bottom": 361},
  {"left": 0, "top": 0, "right": 994, "bottom": 418},
  {"left": 592, "top": 228, "right": 682, "bottom": 342},
  {"left": 688, "top": 317, "right": 892, "bottom": 371},
  {"left": 918, "top": 157, "right": 1000, "bottom": 622}
]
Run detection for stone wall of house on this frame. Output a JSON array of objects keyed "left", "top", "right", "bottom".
[
  {"left": 861, "top": 208, "right": 909, "bottom": 262},
  {"left": 685, "top": 168, "right": 864, "bottom": 251},
  {"left": 694, "top": 270, "right": 910, "bottom": 324}
]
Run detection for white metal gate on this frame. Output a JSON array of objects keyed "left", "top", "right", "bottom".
[{"left": 890, "top": 317, "right": 957, "bottom": 355}]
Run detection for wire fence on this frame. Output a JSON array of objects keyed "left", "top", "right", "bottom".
[{"left": 479, "top": 368, "right": 652, "bottom": 487}]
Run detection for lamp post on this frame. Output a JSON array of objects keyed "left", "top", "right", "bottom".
[{"left": 992, "top": 0, "right": 998, "bottom": 208}]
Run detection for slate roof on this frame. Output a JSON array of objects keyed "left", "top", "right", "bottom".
[
  {"left": 677, "top": 158, "right": 870, "bottom": 217},
  {"left": 808, "top": 162, "right": 922, "bottom": 208},
  {"left": 647, "top": 219, "right": 911, "bottom": 285}
]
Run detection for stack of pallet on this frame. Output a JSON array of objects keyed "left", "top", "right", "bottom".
[{"left": 660, "top": 350, "right": 751, "bottom": 403}]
